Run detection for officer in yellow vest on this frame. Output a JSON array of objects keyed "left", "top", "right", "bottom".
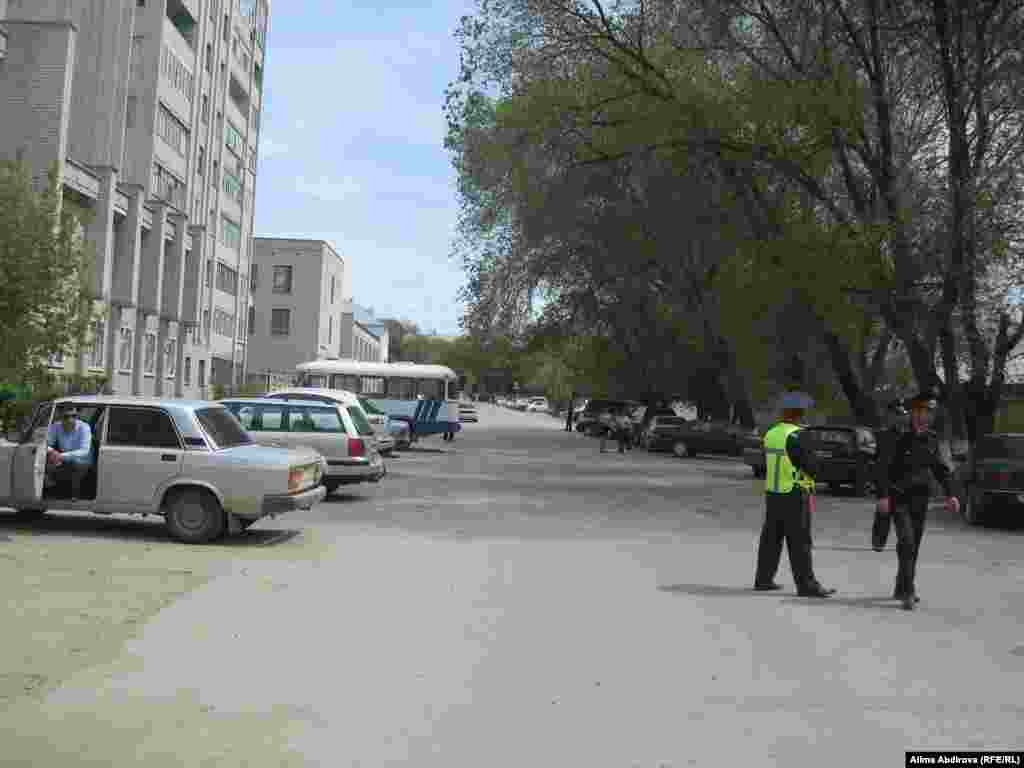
[{"left": 753, "top": 391, "right": 835, "bottom": 597}]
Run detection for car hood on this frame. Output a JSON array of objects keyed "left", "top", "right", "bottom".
[{"left": 216, "top": 443, "right": 322, "bottom": 467}]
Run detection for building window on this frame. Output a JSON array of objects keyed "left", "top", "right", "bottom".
[
  {"left": 184, "top": 356, "right": 192, "bottom": 386},
  {"left": 196, "top": 146, "right": 205, "bottom": 174},
  {"left": 201, "top": 93, "right": 209, "bottom": 123},
  {"left": 204, "top": 259, "right": 213, "bottom": 287},
  {"left": 156, "top": 102, "right": 190, "bottom": 155},
  {"left": 330, "top": 276, "right": 335, "bottom": 304},
  {"left": 203, "top": 309, "right": 211, "bottom": 341},
  {"left": 215, "top": 261, "right": 238, "bottom": 295},
  {"left": 225, "top": 120, "right": 244, "bottom": 155},
  {"left": 271, "top": 265, "right": 292, "bottom": 294},
  {"left": 248, "top": 306, "right": 255, "bottom": 335},
  {"left": 222, "top": 168, "right": 243, "bottom": 204},
  {"left": 328, "top": 315, "right": 333, "bottom": 344},
  {"left": 223, "top": 14, "right": 229, "bottom": 42},
  {"left": 119, "top": 327, "right": 134, "bottom": 370},
  {"left": 144, "top": 332, "right": 157, "bottom": 374},
  {"left": 90, "top": 319, "right": 106, "bottom": 368},
  {"left": 159, "top": 46, "right": 194, "bottom": 102},
  {"left": 152, "top": 162, "right": 187, "bottom": 209},
  {"left": 205, "top": 43, "right": 213, "bottom": 74},
  {"left": 270, "top": 308, "right": 290, "bottom": 336},
  {"left": 165, "top": 339, "right": 177, "bottom": 377},
  {"left": 220, "top": 215, "right": 241, "bottom": 251},
  {"left": 198, "top": 359, "right": 206, "bottom": 387},
  {"left": 250, "top": 263, "right": 258, "bottom": 290},
  {"left": 213, "top": 308, "right": 236, "bottom": 338}
]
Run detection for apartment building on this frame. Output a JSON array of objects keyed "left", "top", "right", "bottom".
[
  {"left": 341, "top": 302, "right": 389, "bottom": 363},
  {"left": 0, "top": 0, "right": 269, "bottom": 396},
  {"left": 246, "top": 238, "right": 351, "bottom": 383}
]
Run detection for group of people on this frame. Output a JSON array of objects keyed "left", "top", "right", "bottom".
[{"left": 754, "top": 389, "right": 959, "bottom": 610}]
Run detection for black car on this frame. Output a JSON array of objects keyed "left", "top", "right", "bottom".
[
  {"left": 957, "top": 433, "right": 1024, "bottom": 525},
  {"left": 641, "top": 414, "right": 691, "bottom": 452},
  {"left": 670, "top": 419, "right": 748, "bottom": 458},
  {"left": 576, "top": 400, "right": 631, "bottom": 435},
  {"left": 804, "top": 425, "right": 878, "bottom": 496}
]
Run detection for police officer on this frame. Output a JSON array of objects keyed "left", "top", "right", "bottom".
[
  {"left": 875, "top": 389, "right": 961, "bottom": 610},
  {"left": 754, "top": 391, "right": 835, "bottom": 597}
]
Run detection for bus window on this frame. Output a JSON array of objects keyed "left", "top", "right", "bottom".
[
  {"left": 361, "top": 376, "right": 385, "bottom": 396},
  {"left": 418, "top": 379, "right": 444, "bottom": 399},
  {"left": 390, "top": 378, "right": 417, "bottom": 399},
  {"left": 330, "top": 374, "right": 359, "bottom": 392},
  {"left": 306, "top": 374, "right": 327, "bottom": 388}
]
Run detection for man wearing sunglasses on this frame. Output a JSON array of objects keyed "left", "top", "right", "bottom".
[{"left": 45, "top": 407, "right": 93, "bottom": 501}]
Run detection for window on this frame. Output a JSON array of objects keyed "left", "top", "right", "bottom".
[
  {"left": 290, "top": 405, "right": 344, "bottom": 434},
  {"left": 196, "top": 146, "right": 205, "bottom": 174},
  {"left": 215, "top": 261, "right": 238, "bottom": 295},
  {"left": 346, "top": 406, "right": 375, "bottom": 437},
  {"left": 156, "top": 102, "right": 190, "bottom": 155},
  {"left": 119, "top": 327, "right": 134, "bottom": 370},
  {"left": 328, "top": 315, "right": 333, "bottom": 344},
  {"left": 330, "top": 374, "right": 360, "bottom": 392},
  {"left": 201, "top": 93, "right": 209, "bottom": 123},
  {"left": 198, "top": 359, "right": 206, "bottom": 387},
  {"left": 203, "top": 309, "right": 210, "bottom": 340},
  {"left": 107, "top": 408, "right": 181, "bottom": 449},
  {"left": 152, "top": 162, "right": 186, "bottom": 209},
  {"left": 205, "top": 43, "right": 213, "bottom": 74},
  {"left": 223, "top": 14, "right": 229, "bottom": 42},
  {"left": 418, "top": 379, "right": 444, "bottom": 399},
  {"left": 90, "top": 319, "right": 105, "bottom": 368},
  {"left": 271, "top": 265, "right": 292, "bottom": 294},
  {"left": 220, "top": 215, "right": 241, "bottom": 251},
  {"left": 256, "top": 404, "right": 284, "bottom": 430},
  {"left": 270, "top": 308, "right": 290, "bottom": 336},
  {"left": 184, "top": 356, "right": 192, "bottom": 386},
  {"left": 360, "top": 377, "right": 385, "bottom": 396},
  {"left": 137, "top": 0, "right": 146, "bottom": 7},
  {"left": 225, "top": 121, "right": 244, "bottom": 155},
  {"left": 222, "top": 168, "right": 243, "bottom": 203},
  {"left": 159, "top": 46, "right": 193, "bottom": 102},
  {"left": 250, "top": 263, "right": 258, "bottom": 290},
  {"left": 165, "top": 339, "right": 177, "bottom": 377},
  {"left": 213, "top": 309, "right": 236, "bottom": 338},
  {"left": 204, "top": 259, "right": 213, "bottom": 287},
  {"left": 248, "top": 305, "right": 255, "bottom": 335},
  {"left": 144, "top": 332, "right": 157, "bottom": 374},
  {"left": 331, "top": 276, "right": 335, "bottom": 303},
  {"left": 211, "top": 159, "right": 219, "bottom": 189},
  {"left": 196, "top": 406, "right": 253, "bottom": 448},
  {"left": 390, "top": 377, "right": 417, "bottom": 400}
]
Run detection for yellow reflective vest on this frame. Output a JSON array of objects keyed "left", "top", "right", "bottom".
[{"left": 764, "top": 422, "right": 815, "bottom": 494}]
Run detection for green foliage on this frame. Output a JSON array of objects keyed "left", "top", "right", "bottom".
[{"left": 0, "top": 161, "right": 96, "bottom": 386}]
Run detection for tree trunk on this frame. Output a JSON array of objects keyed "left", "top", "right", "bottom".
[{"left": 822, "top": 331, "right": 879, "bottom": 427}]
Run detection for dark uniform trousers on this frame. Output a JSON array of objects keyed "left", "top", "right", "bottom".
[
  {"left": 892, "top": 493, "right": 928, "bottom": 597},
  {"left": 755, "top": 488, "right": 816, "bottom": 588}
]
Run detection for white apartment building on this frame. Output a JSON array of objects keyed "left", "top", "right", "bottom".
[
  {"left": 0, "top": 0, "right": 269, "bottom": 397},
  {"left": 246, "top": 238, "right": 351, "bottom": 384}
]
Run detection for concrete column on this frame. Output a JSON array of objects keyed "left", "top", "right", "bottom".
[
  {"left": 105, "top": 303, "right": 122, "bottom": 391},
  {"left": 162, "top": 213, "right": 187, "bottom": 321},
  {"left": 88, "top": 167, "right": 118, "bottom": 300},
  {"left": 111, "top": 185, "right": 144, "bottom": 307},
  {"left": 174, "top": 321, "right": 187, "bottom": 397},
  {"left": 131, "top": 312, "right": 146, "bottom": 396},
  {"left": 154, "top": 318, "right": 169, "bottom": 396},
  {"left": 138, "top": 204, "right": 168, "bottom": 317}
]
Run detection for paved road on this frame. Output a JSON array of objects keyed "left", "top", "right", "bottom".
[{"left": 2, "top": 404, "right": 1023, "bottom": 767}]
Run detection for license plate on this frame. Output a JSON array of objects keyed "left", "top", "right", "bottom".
[{"left": 815, "top": 450, "right": 833, "bottom": 458}]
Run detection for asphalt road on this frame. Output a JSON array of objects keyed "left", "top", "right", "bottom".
[{"left": 2, "top": 403, "right": 1023, "bottom": 767}]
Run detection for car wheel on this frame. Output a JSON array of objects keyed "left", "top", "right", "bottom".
[
  {"left": 323, "top": 480, "right": 341, "bottom": 495},
  {"left": 672, "top": 441, "right": 689, "bottom": 458},
  {"left": 239, "top": 518, "right": 256, "bottom": 531},
  {"left": 14, "top": 508, "right": 46, "bottom": 521},
  {"left": 163, "top": 486, "right": 226, "bottom": 544},
  {"left": 963, "top": 487, "right": 985, "bottom": 526}
]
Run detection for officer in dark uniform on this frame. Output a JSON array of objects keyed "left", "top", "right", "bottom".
[
  {"left": 754, "top": 391, "right": 835, "bottom": 597},
  {"left": 874, "top": 389, "right": 961, "bottom": 610}
]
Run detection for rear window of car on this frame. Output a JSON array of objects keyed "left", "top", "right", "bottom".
[
  {"left": 346, "top": 405, "right": 376, "bottom": 437},
  {"left": 976, "top": 436, "right": 1024, "bottom": 460},
  {"left": 195, "top": 407, "right": 253, "bottom": 448},
  {"left": 290, "top": 405, "right": 345, "bottom": 433}
]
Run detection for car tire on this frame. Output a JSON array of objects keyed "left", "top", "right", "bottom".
[
  {"left": 323, "top": 480, "right": 341, "bottom": 495},
  {"left": 962, "top": 487, "right": 985, "bottom": 526},
  {"left": 163, "top": 486, "right": 226, "bottom": 544},
  {"left": 14, "top": 508, "right": 46, "bottom": 521},
  {"left": 239, "top": 518, "right": 257, "bottom": 531},
  {"left": 672, "top": 441, "right": 689, "bottom": 458}
]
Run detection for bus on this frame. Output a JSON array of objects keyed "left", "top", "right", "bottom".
[{"left": 292, "top": 359, "right": 462, "bottom": 440}]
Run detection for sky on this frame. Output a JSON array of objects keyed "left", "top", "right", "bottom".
[{"left": 253, "top": 0, "right": 478, "bottom": 336}]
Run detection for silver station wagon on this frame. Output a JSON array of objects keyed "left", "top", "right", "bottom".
[
  {"left": 0, "top": 396, "right": 326, "bottom": 543},
  {"left": 221, "top": 397, "right": 386, "bottom": 495}
]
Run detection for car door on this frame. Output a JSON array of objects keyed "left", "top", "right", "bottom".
[
  {"left": 0, "top": 401, "right": 53, "bottom": 507},
  {"left": 97, "top": 407, "right": 184, "bottom": 512}
]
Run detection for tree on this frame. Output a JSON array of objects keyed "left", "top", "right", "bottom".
[{"left": 0, "top": 161, "right": 96, "bottom": 387}]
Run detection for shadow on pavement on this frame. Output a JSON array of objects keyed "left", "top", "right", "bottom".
[
  {"left": 0, "top": 511, "right": 302, "bottom": 548},
  {"left": 779, "top": 595, "right": 906, "bottom": 610},
  {"left": 658, "top": 583, "right": 790, "bottom": 597}
]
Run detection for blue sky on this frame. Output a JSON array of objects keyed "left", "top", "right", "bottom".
[{"left": 254, "top": 0, "right": 477, "bottom": 335}]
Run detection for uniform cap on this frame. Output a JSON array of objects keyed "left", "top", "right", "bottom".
[
  {"left": 779, "top": 391, "right": 815, "bottom": 410},
  {"left": 908, "top": 389, "right": 939, "bottom": 410}
]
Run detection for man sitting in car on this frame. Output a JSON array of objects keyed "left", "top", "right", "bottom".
[{"left": 46, "top": 406, "right": 93, "bottom": 499}]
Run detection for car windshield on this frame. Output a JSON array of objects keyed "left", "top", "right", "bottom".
[
  {"left": 976, "top": 436, "right": 1024, "bottom": 460},
  {"left": 346, "top": 406, "right": 376, "bottom": 437},
  {"left": 359, "top": 397, "right": 385, "bottom": 416},
  {"left": 195, "top": 407, "right": 253, "bottom": 448}
]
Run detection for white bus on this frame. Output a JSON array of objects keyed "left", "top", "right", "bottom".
[{"left": 292, "top": 359, "right": 462, "bottom": 440}]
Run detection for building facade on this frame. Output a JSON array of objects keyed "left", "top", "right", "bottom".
[
  {"left": 0, "top": 0, "right": 269, "bottom": 397},
  {"left": 246, "top": 237, "right": 350, "bottom": 384}
]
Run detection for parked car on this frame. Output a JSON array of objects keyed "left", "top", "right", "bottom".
[
  {"left": 458, "top": 404, "right": 479, "bottom": 423},
  {"left": 742, "top": 427, "right": 767, "bottom": 478},
  {"left": 576, "top": 400, "right": 631, "bottom": 435},
  {"left": 267, "top": 388, "right": 394, "bottom": 455},
  {"left": 526, "top": 397, "right": 549, "bottom": 413},
  {"left": 641, "top": 415, "right": 692, "bottom": 452},
  {"left": 803, "top": 425, "right": 878, "bottom": 496},
  {"left": 222, "top": 397, "right": 386, "bottom": 496},
  {"left": 669, "top": 419, "right": 749, "bottom": 458},
  {"left": 356, "top": 396, "right": 408, "bottom": 453},
  {"left": 956, "top": 433, "right": 1024, "bottom": 525},
  {"left": 1, "top": 396, "right": 325, "bottom": 543}
]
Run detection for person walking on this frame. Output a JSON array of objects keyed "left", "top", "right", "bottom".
[
  {"left": 754, "top": 391, "right": 835, "bottom": 598},
  {"left": 874, "top": 389, "right": 960, "bottom": 610}
]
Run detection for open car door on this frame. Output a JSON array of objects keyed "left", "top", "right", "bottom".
[{"left": 0, "top": 401, "right": 52, "bottom": 508}]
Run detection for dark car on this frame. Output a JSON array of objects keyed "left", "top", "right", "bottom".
[
  {"left": 576, "top": 400, "right": 630, "bottom": 435},
  {"left": 641, "top": 415, "right": 691, "bottom": 452},
  {"left": 804, "top": 425, "right": 878, "bottom": 496},
  {"left": 670, "top": 419, "right": 748, "bottom": 459},
  {"left": 957, "top": 433, "right": 1024, "bottom": 525},
  {"left": 742, "top": 427, "right": 768, "bottom": 478}
]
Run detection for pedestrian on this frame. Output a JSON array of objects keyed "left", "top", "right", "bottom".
[
  {"left": 874, "top": 389, "right": 960, "bottom": 610},
  {"left": 754, "top": 391, "right": 835, "bottom": 597},
  {"left": 614, "top": 408, "right": 632, "bottom": 453}
]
